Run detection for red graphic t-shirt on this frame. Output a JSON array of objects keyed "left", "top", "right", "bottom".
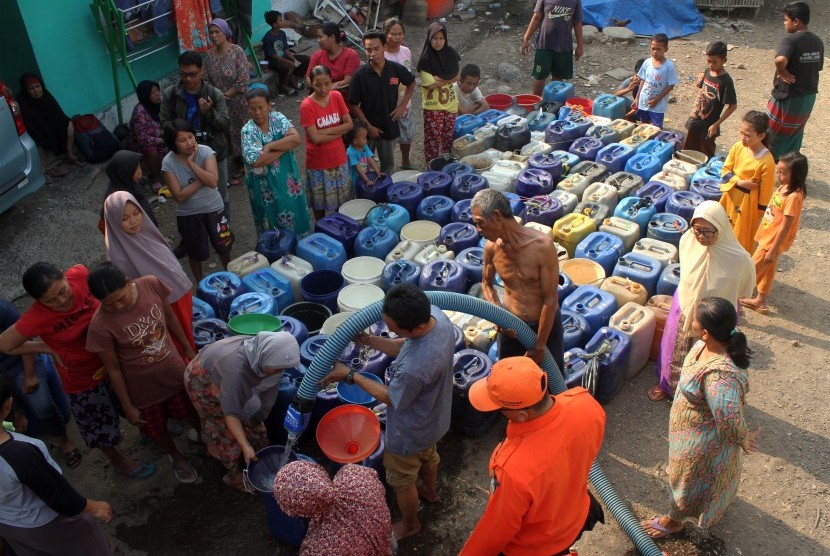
[
  {"left": 299, "top": 91, "right": 349, "bottom": 170},
  {"left": 15, "top": 265, "right": 101, "bottom": 394}
]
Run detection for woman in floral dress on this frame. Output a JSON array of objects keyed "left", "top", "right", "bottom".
[
  {"left": 643, "top": 297, "right": 760, "bottom": 538},
  {"left": 241, "top": 88, "right": 312, "bottom": 237},
  {"left": 203, "top": 18, "right": 249, "bottom": 180}
]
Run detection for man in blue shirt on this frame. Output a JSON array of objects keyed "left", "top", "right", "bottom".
[{"left": 321, "top": 284, "right": 455, "bottom": 540}]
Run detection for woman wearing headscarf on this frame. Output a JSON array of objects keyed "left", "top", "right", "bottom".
[
  {"left": 17, "top": 73, "right": 81, "bottom": 177},
  {"left": 103, "top": 190, "right": 195, "bottom": 354},
  {"left": 649, "top": 201, "right": 755, "bottom": 401},
  {"left": 204, "top": 18, "right": 250, "bottom": 183},
  {"left": 100, "top": 151, "right": 158, "bottom": 232},
  {"left": 416, "top": 22, "right": 460, "bottom": 164},
  {"left": 129, "top": 80, "right": 168, "bottom": 190},
  {"left": 275, "top": 460, "right": 393, "bottom": 555},
  {"left": 184, "top": 332, "right": 300, "bottom": 492}
]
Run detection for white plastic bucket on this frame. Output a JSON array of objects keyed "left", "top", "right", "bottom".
[
  {"left": 321, "top": 311, "right": 356, "bottom": 335},
  {"left": 391, "top": 170, "right": 422, "bottom": 183},
  {"left": 337, "top": 284, "right": 385, "bottom": 313},
  {"left": 341, "top": 257, "right": 386, "bottom": 287},
  {"left": 400, "top": 220, "right": 441, "bottom": 247},
  {"left": 338, "top": 199, "right": 377, "bottom": 225}
]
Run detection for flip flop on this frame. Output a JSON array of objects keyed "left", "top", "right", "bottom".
[
  {"left": 643, "top": 516, "right": 683, "bottom": 539},
  {"left": 169, "top": 456, "right": 199, "bottom": 484},
  {"left": 647, "top": 385, "right": 668, "bottom": 402},
  {"left": 116, "top": 460, "right": 157, "bottom": 479},
  {"left": 63, "top": 449, "right": 82, "bottom": 469}
]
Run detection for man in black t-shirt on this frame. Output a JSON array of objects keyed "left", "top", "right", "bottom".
[
  {"left": 766, "top": 1, "right": 824, "bottom": 159},
  {"left": 684, "top": 41, "right": 738, "bottom": 158},
  {"left": 349, "top": 31, "right": 415, "bottom": 174}
]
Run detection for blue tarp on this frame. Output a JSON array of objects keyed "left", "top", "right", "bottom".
[{"left": 582, "top": 0, "right": 704, "bottom": 38}]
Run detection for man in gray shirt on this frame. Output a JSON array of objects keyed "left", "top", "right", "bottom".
[{"left": 321, "top": 284, "right": 455, "bottom": 541}]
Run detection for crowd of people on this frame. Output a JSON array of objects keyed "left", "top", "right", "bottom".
[{"left": 0, "top": 1, "right": 823, "bottom": 555}]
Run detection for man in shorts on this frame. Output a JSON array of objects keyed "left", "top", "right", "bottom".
[
  {"left": 320, "top": 284, "right": 455, "bottom": 540},
  {"left": 521, "top": 0, "right": 584, "bottom": 97}
]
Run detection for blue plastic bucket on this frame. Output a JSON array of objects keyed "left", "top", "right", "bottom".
[
  {"left": 336, "top": 373, "right": 384, "bottom": 406},
  {"left": 299, "top": 270, "right": 344, "bottom": 312}
]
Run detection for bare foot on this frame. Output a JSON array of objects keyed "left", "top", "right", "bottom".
[
  {"left": 739, "top": 298, "right": 769, "bottom": 314},
  {"left": 417, "top": 479, "right": 440, "bottom": 503},
  {"left": 392, "top": 520, "right": 422, "bottom": 541}
]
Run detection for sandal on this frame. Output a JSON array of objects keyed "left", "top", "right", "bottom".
[
  {"left": 739, "top": 299, "right": 769, "bottom": 315},
  {"left": 170, "top": 457, "right": 199, "bottom": 484},
  {"left": 647, "top": 384, "right": 668, "bottom": 402},
  {"left": 642, "top": 515, "right": 684, "bottom": 539},
  {"left": 116, "top": 460, "right": 157, "bottom": 479},
  {"left": 223, "top": 473, "right": 253, "bottom": 494},
  {"left": 63, "top": 449, "right": 82, "bottom": 469}
]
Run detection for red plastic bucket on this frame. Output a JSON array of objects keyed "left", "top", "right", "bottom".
[
  {"left": 515, "top": 94, "right": 542, "bottom": 112},
  {"left": 485, "top": 93, "right": 512, "bottom": 111},
  {"left": 565, "top": 97, "right": 593, "bottom": 115}
]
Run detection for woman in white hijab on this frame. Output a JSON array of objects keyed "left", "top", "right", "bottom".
[
  {"left": 649, "top": 201, "right": 755, "bottom": 401},
  {"left": 184, "top": 331, "right": 300, "bottom": 492}
]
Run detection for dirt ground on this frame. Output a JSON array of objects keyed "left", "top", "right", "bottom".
[{"left": 1, "top": 1, "right": 828, "bottom": 554}]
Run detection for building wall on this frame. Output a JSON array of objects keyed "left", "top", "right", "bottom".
[{"left": 0, "top": 2, "right": 39, "bottom": 89}]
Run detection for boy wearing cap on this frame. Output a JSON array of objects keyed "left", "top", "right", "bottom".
[
  {"left": 320, "top": 284, "right": 455, "bottom": 541},
  {"left": 460, "top": 357, "right": 606, "bottom": 555}
]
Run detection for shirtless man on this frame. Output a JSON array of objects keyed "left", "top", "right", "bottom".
[{"left": 471, "top": 190, "right": 564, "bottom": 371}]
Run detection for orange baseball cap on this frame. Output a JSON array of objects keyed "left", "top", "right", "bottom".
[{"left": 468, "top": 356, "right": 549, "bottom": 412}]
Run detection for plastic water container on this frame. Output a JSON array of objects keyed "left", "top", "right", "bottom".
[
  {"left": 592, "top": 94, "right": 627, "bottom": 120},
  {"left": 571, "top": 160, "right": 609, "bottom": 185},
  {"left": 453, "top": 134, "right": 486, "bottom": 159},
  {"left": 192, "top": 297, "right": 215, "bottom": 321},
  {"left": 341, "top": 256, "right": 386, "bottom": 288},
  {"left": 452, "top": 199, "right": 473, "bottom": 224},
  {"left": 595, "top": 143, "right": 635, "bottom": 174},
  {"left": 365, "top": 203, "right": 410, "bottom": 234},
  {"left": 522, "top": 195, "right": 564, "bottom": 227},
  {"left": 516, "top": 168, "right": 554, "bottom": 197},
  {"left": 614, "top": 196, "right": 656, "bottom": 236},
  {"left": 197, "top": 272, "right": 249, "bottom": 321},
  {"left": 416, "top": 195, "right": 454, "bottom": 226},
  {"left": 563, "top": 348, "right": 588, "bottom": 388},
  {"left": 607, "top": 171, "right": 644, "bottom": 200},
  {"left": 441, "top": 222, "right": 480, "bottom": 254},
  {"left": 663, "top": 157, "right": 698, "bottom": 185},
  {"left": 676, "top": 149, "right": 709, "bottom": 168},
  {"left": 549, "top": 189, "right": 579, "bottom": 214},
  {"left": 625, "top": 153, "right": 662, "bottom": 182},
  {"left": 582, "top": 182, "right": 619, "bottom": 212},
  {"left": 478, "top": 109, "right": 509, "bottom": 126},
  {"left": 315, "top": 213, "right": 361, "bottom": 257},
  {"left": 543, "top": 80, "right": 575, "bottom": 103},
  {"left": 613, "top": 252, "right": 662, "bottom": 297},
  {"left": 527, "top": 110, "right": 557, "bottom": 132},
  {"left": 610, "top": 302, "right": 656, "bottom": 377},
  {"left": 387, "top": 182, "right": 424, "bottom": 219},
  {"left": 649, "top": 170, "right": 688, "bottom": 192},
  {"left": 256, "top": 229, "right": 297, "bottom": 263},
  {"left": 481, "top": 160, "right": 525, "bottom": 194},
  {"left": 300, "top": 334, "right": 328, "bottom": 367},
  {"left": 562, "top": 285, "right": 619, "bottom": 332},
  {"left": 495, "top": 122, "right": 531, "bottom": 152},
  {"left": 575, "top": 232, "right": 626, "bottom": 275},
  {"left": 355, "top": 226, "right": 399, "bottom": 260},
  {"left": 456, "top": 247, "right": 484, "bottom": 287},
  {"left": 610, "top": 118, "right": 635, "bottom": 140},
  {"left": 296, "top": 233, "right": 347, "bottom": 272},
  {"left": 573, "top": 201, "right": 611, "bottom": 228},
  {"left": 271, "top": 255, "right": 313, "bottom": 302},
  {"left": 565, "top": 114, "right": 594, "bottom": 138},
  {"left": 585, "top": 327, "right": 631, "bottom": 404},
  {"left": 381, "top": 259, "right": 422, "bottom": 291},
  {"left": 525, "top": 222, "right": 552, "bottom": 237},
  {"left": 549, "top": 150, "right": 581, "bottom": 175},
  {"left": 281, "top": 302, "right": 330, "bottom": 337},
  {"left": 536, "top": 99, "right": 563, "bottom": 114},
  {"left": 520, "top": 140, "right": 554, "bottom": 157},
  {"left": 400, "top": 220, "right": 442, "bottom": 248},
  {"left": 413, "top": 244, "right": 455, "bottom": 267},
  {"left": 417, "top": 171, "right": 453, "bottom": 198},
  {"left": 557, "top": 172, "right": 591, "bottom": 198},
  {"left": 586, "top": 124, "right": 621, "bottom": 146},
  {"left": 561, "top": 309, "right": 592, "bottom": 351},
  {"left": 655, "top": 129, "right": 686, "bottom": 151},
  {"left": 647, "top": 213, "right": 688, "bottom": 247},
  {"left": 657, "top": 263, "right": 681, "bottom": 296},
  {"left": 193, "top": 318, "right": 231, "bottom": 349},
  {"left": 337, "top": 283, "right": 385, "bottom": 314},
  {"left": 636, "top": 139, "right": 674, "bottom": 166},
  {"left": 631, "top": 123, "right": 660, "bottom": 141},
  {"left": 451, "top": 349, "right": 498, "bottom": 437},
  {"left": 528, "top": 152, "right": 564, "bottom": 184},
  {"left": 691, "top": 164, "right": 721, "bottom": 187},
  {"left": 558, "top": 271, "right": 576, "bottom": 303},
  {"left": 632, "top": 238, "right": 678, "bottom": 269},
  {"left": 648, "top": 294, "right": 673, "bottom": 360},
  {"left": 357, "top": 171, "right": 392, "bottom": 202},
  {"left": 569, "top": 137, "right": 604, "bottom": 161},
  {"left": 599, "top": 216, "right": 640, "bottom": 252},
  {"left": 553, "top": 213, "right": 597, "bottom": 258},
  {"left": 665, "top": 190, "right": 703, "bottom": 222},
  {"left": 242, "top": 268, "right": 295, "bottom": 313},
  {"left": 635, "top": 182, "right": 672, "bottom": 212},
  {"left": 385, "top": 239, "right": 422, "bottom": 262},
  {"left": 419, "top": 260, "right": 468, "bottom": 293},
  {"left": 229, "top": 292, "right": 277, "bottom": 320},
  {"left": 338, "top": 198, "right": 377, "bottom": 226},
  {"left": 228, "top": 251, "right": 269, "bottom": 278},
  {"left": 299, "top": 270, "right": 344, "bottom": 312},
  {"left": 601, "top": 273, "right": 649, "bottom": 308},
  {"left": 466, "top": 123, "right": 500, "bottom": 156},
  {"left": 545, "top": 119, "right": 581, "bottom": 150},
  {"left": 443, "top": 163, "right": 475, "bottom": 181},
  {"left": 560, "top": 259, "right": 605, "bottom": 289},
  {"left": 690, "top": 177, "right": 723, "bottom": 203},
  {"left": 460, "top": 154, "right": 496, "bottom": 174},
  {"left": 455, "top": 114, "right": 485, "bottom": 138},
  {"left": 449, "top": 172, "right": 487, "bottom": 201}
]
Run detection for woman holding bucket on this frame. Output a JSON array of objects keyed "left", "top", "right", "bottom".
[{"left": 184, "top": 331, "right": 300, "bottom": 492}]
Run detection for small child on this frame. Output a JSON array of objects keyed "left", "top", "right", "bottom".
[
  {"left": 384, "top": 17, "right": 415, "bottom": 170},
  {"left": 263, "top": 11, "right": 306, "bottom": 96},
  {"left": 454, "top": 64, "right": 490, "bottom": 115},
  {"left": 683, "top": 41, "right": 738, "bottom": 158},
  {"left": 628, "top": 34, "right": 679, "bottom": 128},
  {"left": 740, "top": 152, "right": 807, "bottom": 314},
  {"left": 347, "top": 122, "right": 383, "bottom": 189},
  {"left": 613, "top": 58, "right": 646, "bottom": 114},
  {"left": 86, "top": 264, "right": 200, "bottom": 483}
]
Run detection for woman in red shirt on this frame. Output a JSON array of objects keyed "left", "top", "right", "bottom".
[
  {"left": 300, "top": 65, "right": 354, "bottom": 220},
  {"left": 305, "top": 22, "right": 361, "bottom": 100},
  {"left": 0, "top": 263, "right": 155, "bottom": 479}
]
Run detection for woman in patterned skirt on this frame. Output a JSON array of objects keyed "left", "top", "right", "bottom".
[{"left": 643, "top": 297, "right": 760, "bottom": 538}]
